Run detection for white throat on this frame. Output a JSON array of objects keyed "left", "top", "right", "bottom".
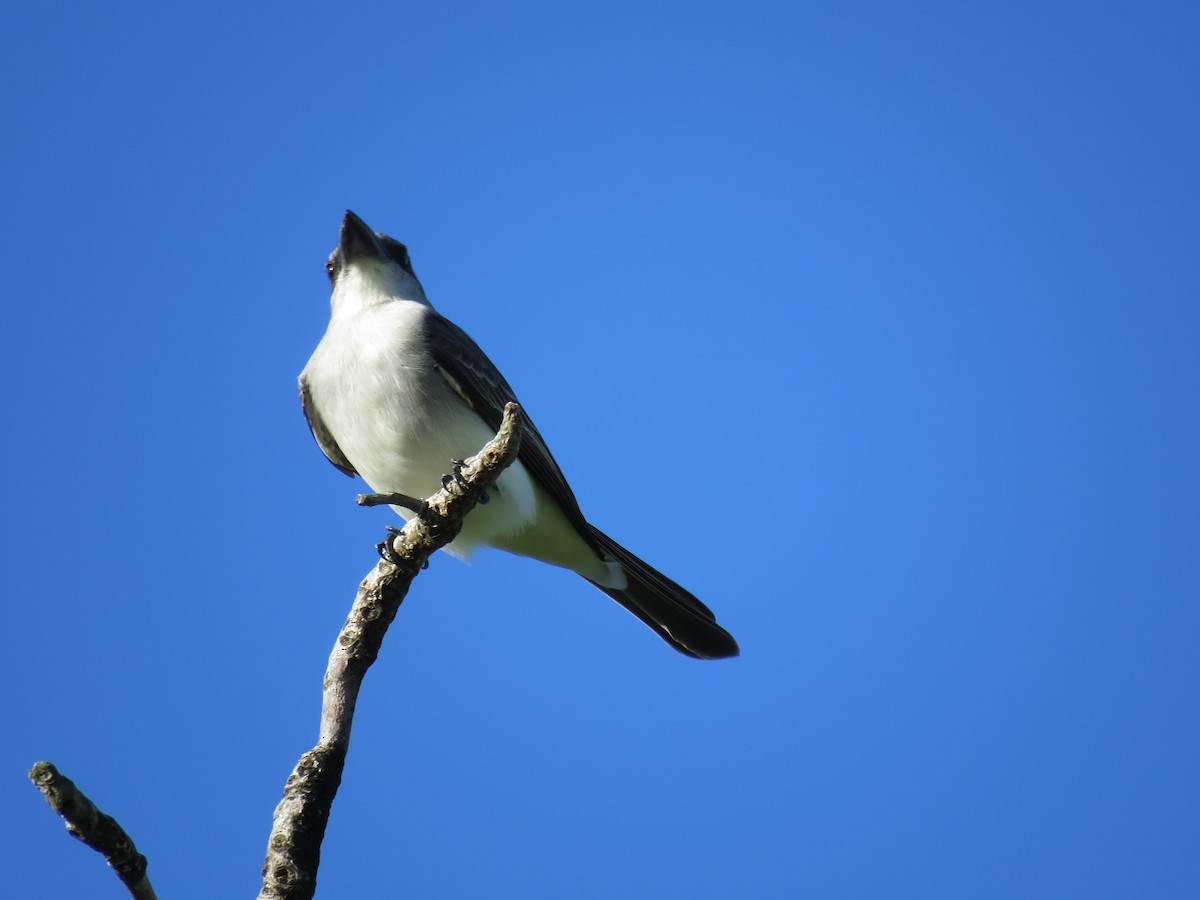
[{"left": 331, "top": 260, "right": 430, "bottom": 320}]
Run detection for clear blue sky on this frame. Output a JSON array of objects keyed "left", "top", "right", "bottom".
[{"left": 3, "top": 2, "right": 1198, "bottom": 897}]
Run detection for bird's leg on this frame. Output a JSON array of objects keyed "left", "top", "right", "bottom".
[
  {"left": 442, "top": 458, "right": 489, "bottom": 504},
  {"left": 442, "top": 458, "right": 468, "bottom": 491},
  {"left": 359, "top": 493, "right": 435, "bottom": 565},
  {"left": 375, "top": 525, "right": 405, "bottom": 565},
  {"left": 373, "top": 526, "right": 432, "bottom": 567}
]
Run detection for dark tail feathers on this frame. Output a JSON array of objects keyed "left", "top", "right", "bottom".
[{"left": 585, "top": 527, "right": 739, "bottom": 660}]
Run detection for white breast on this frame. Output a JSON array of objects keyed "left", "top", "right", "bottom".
[{"left": 302, "top": 299, "right": 539, "bottom": 555}]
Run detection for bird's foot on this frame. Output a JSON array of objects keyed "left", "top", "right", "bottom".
[
  {"left": 441, "top": 458, "right": 489, "bottom": 503},
  {"left": 376, "top": 525, "right": 405, "bottom": 565},
  {"left": 441, "top": 457, "right": 470, "bottom": 492},
  {"left": 375, "top": 525, "right": 429, "bottom": 567}
]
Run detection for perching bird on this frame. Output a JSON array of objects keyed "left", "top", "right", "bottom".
[{"left": 299, "top": 211, "right": 738, "bottom": 659}]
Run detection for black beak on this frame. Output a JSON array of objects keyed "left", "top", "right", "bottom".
[{"left": 340, "top": 210, "right": 384, "bottom": 262}]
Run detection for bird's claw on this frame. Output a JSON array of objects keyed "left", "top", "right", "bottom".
[
  {"left": 442, "top": 458, "right": 470, "bottom": 492},
  {"left": 376, "top": 525, "right": 405, "bottom": 565}
]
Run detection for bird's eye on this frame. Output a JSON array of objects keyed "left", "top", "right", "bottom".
[{"left": 325, "top": 260, "right": 337, "bottom": 282}]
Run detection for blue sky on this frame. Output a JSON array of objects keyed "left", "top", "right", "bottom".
[{"left": 3, "top": 1, "right": 1198, "bottom": 897}]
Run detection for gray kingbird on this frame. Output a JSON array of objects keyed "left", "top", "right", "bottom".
[{"left": 300, "top": 211, "right": 738, "bottom": 659}]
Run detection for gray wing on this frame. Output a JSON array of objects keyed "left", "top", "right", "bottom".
[
  {"left": 298, "top": 373, "right": 357, "bottom": 477},
  {"left": 423, "top": 312, "right": 604, "bottom": 555}
]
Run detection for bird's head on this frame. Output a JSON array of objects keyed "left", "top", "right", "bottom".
[{"left": 326, "top": 210, "right": 429, "bottom": 316}]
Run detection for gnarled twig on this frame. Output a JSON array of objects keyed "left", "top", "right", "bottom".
[
  {"left": 28, "top": 760, "right": 158, "bottom": 900},
  {"left": 258, "top": 402, "right": 524, "bottom": 900}
]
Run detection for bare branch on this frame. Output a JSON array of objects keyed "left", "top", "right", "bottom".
[
  {"left": 258, "top": 402, "right": 524, "bottom": 900},
  {"left": 28, "top": 761, "right": 158, "bottom": 900},
  {"left": 354, "top": 490, "right": 427, "bottom": 512}
]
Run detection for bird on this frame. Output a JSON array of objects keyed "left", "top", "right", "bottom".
[{"left": 299, "top": 210, "right": 738, "bottom": 659}]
